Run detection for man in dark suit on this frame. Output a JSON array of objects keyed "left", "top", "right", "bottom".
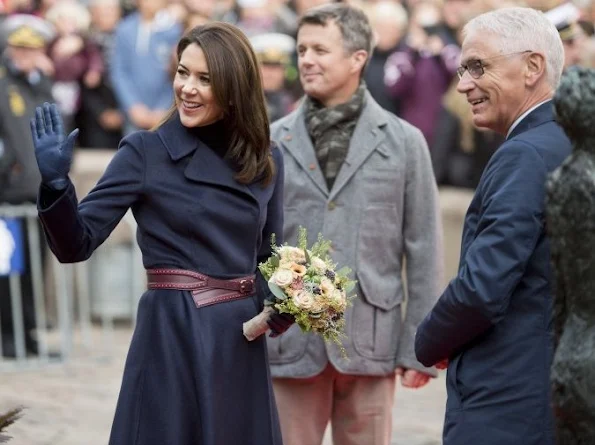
[{"left": 415, "top": 7, "right": 571, "bottom": 445}]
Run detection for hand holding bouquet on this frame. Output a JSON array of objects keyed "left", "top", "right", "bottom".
[{"left": 243, "top": 228, "right": 355, "bottom": 349}]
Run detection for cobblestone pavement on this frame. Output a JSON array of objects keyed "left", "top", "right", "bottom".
[{"left": 1, "top": 327, "right": 446, "bottom": 445}]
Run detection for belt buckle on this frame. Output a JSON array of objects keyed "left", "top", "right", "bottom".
[{"left": 239, "top": 279, "right": 253, "bottom": 294}]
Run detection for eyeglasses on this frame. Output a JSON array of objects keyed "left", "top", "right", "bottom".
[{"left": 457, "top": 50, "right": 532, "bottom": 80}]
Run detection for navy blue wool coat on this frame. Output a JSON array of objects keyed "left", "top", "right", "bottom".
[
  {"left": 38, "top": 114, "right": 285, "bottom": 445},
  {"left": 415, "top": 103, "right": 571, "bottom": 445}
]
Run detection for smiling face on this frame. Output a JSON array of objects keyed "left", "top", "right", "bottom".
[
  {"left": 456, "top": 31, "right": 532, "bottom": 134},
  {"left": 297, "top": 21, "right": 366, "bottom": 107},
  {"left": 173, "top": 42, "right": 224, "bottom": 128}
]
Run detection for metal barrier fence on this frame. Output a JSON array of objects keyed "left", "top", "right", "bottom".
[
  {"left": 0, "top": 184, "right": 475, "bottom": 372},
  {"left": 0, "top": 203, "right": 143, "bottom": 372}
]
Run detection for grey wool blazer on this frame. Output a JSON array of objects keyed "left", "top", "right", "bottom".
[{"left": 266, "top": 92, "right": 444, "bottom": 378}]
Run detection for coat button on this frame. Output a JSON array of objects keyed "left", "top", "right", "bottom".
[
  {"left": 328, "top": 201, "right": 336, "bottom": 210},
  {"left": 309, "top": 163, "right": 316, "bottom": 170},
  {"left": 284, "top": 135, "right": 292, "bottom": 141}
]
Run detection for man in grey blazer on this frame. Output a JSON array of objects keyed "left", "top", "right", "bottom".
[{"left": 267, "top": 4, "right": 444, "bottom": 444}]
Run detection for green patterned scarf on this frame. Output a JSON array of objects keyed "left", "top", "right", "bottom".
[{"left": 305, "top": 82, "right": 366, "bottom": 190}]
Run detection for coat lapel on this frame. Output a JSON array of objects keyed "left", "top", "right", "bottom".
[
  {"left": 184, "top": 142, "right": 257, "bottom": 202},
  {"left": 157, "top": 114, "right": 257, "bottom": 203},
  {"left": 279, "top": 104, "right": 329, "bottom": 197},
  {"left": 329, "top": 94, "right": 387, "bottom": 201}
]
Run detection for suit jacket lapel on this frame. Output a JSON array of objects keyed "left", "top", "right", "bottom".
[
  {"left": 507, "top": 101, "right": 555, "bottom": 140},
  {"left": 329, "top": 95, "right": 387, "bottom": 201},
  {"left": 279, "top": 105, "right": 329, "bottom": 197}
]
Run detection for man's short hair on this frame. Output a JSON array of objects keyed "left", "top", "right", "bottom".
[{"left": 298, "top": 3, "right": 374, "bottom": 63}]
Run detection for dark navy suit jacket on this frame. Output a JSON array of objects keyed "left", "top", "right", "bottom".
[{"left": 415, "top": 102, "right": 571, "bottom": 445}]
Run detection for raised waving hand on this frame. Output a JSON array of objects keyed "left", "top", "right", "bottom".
[{"left": 30, "top": 102, "right": 79, "bottom": 190}]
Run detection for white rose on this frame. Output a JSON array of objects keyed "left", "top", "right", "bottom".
[
  {"left": 320, "top": 277, "right": 334, "bottom": 296},
  {"left": 271, "top": 268, "right": 294, "bottom": 288},
  {"left": 279, "top": 258, "right": 294, "bottom": 269},
  {"left": 293, "top": 290, "right": 315, "bottom": 310},
  {"left": 278, "top": 246, "right": 306, "bottom": 263},
  {"left": 310, "top": 257, "right": 327, "bottom": 274}
]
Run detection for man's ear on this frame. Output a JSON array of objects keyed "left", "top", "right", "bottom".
[
  {"left": 351, "top": 50, "right": 368, "bottom": 74},
  {"left": 526, "top": 52, "right": 546, "bottom": 87}
]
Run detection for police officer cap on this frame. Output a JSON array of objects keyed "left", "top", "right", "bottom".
[
  {"left": 1, "top": 14, "right": 55, "bottom": 49},
  {"left": 251, "top": 33, "right": 296, "bottom": 66},
  {"left": 545, "top": 3, "right": 581, "bottom": 41}
]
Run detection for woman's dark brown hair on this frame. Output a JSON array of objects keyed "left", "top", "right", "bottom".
[{"left": 159, "top": 22, "right": 274, "bottom": 185}]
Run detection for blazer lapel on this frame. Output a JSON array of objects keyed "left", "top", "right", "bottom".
[
  {"left": 329, "top": 95, "right": 387, "bottom": 201},
  {"left": 279, "top": 105, "right": 329, "bottom": 197}
]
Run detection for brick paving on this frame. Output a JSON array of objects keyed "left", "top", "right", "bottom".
[{"left": 1, "top": 326, "right": 446, "bottom": 445}]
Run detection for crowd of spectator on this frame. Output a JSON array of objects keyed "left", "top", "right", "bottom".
[{"left": 1, "top": 0, "right": 594, "bottom": 191}]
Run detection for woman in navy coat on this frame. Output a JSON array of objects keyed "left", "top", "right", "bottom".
[{"left": 30, "top": 23, "right": 290, "bottom": 445}]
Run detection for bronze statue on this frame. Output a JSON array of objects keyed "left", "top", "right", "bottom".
[{"left": 547, "top": 65, "right": 595, "bottom": 445}]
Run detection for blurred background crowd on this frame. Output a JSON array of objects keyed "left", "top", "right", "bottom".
[
  {"left": 0, "top": 0, "right": 593, "bottom": 192},
  {"left": 0, "top": 1, "right": 592, "bottom": 438}
]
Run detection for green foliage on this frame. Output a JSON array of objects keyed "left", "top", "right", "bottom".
[
  {"left": 258, "top": 253, "right": 279, "bottom": 281},
  {"left": 336, "top": 266, "right": 351, "bottom": 277},
  {"left": 268, "top": 282, "right": 287, "bottom": 300},
  {"left": 310, "top": 232, "right": 333, "bottom": 260},
  {"left": 297, "top": 226, "right": 308, "bottom": 251},
  {"left": 0, "top": 407, "right": 24, "bottom": 443},
  {"left": 258, "top": 233, "right": 281, "bottom": 280},
  {"left": 0, "top": 407, "right": 23, "bottom": 432},
  {"left": 304, "top": 248, "right": 311, "bottom": 265}
]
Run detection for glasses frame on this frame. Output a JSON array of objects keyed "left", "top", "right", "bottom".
[{"left": 457, "top": 50, "right": 532, "bottom": 80}]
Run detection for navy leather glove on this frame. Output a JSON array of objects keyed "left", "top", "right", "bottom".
[
  {"left": 267, "top": 311, "right": 295, "bottom": 338},
  {"left": 30, "top": 102, "right": 79, "bottom": 190},
  {"left": 256, "top": 270, "right": 295, "bottom": 337}
]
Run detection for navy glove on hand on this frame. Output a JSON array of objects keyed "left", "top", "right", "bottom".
[
  {"left": 256, "top": 270, "right": 295, "bottom": 337},
  {"left": 267, "top": 311, "right": 295, "bottom": 338},
  {"left": 30, "top": 102, "right": 79, "bottom": 190}
]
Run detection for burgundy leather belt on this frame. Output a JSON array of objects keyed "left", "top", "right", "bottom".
[{"left": 146, "top": 268, "right": 255, "bottom": 309}]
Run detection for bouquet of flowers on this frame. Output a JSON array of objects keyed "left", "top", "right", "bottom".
[{"left": 243, "top": 227, "right": 355, "bottom": 349}]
